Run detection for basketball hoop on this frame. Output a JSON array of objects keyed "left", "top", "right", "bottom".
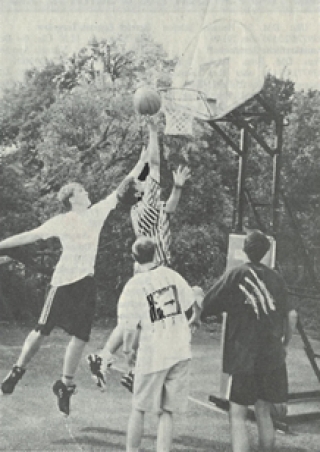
[
  {"left": 161, "top": 91, "right": 193, "bottom": 136},
  {"left": 162, "top": 104, "right": 193, "bottom": 136},
  {"left": 160, "top": 88, "right": 215, "bottom": 136}
]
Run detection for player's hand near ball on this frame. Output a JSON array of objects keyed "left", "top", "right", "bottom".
[{"left": 145, "top": 114, "right": 158, "bottom": 127}]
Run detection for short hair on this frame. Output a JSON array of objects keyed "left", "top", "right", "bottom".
[
  {"left": 132, "top": 237, "right": 155, "bottom": 264},
  {"left": 117, "top": 177, "right": 139, "bottom": 207},
  {"left": 243, "top": 230, "right": 271, "bottom": 263},
  {"left": 57, "top": 182, "right": 83, "bottom": 210}
]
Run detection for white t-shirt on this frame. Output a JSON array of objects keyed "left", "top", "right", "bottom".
[
  {"left": 35, "top": 192, "right": 118, "bottom": 287},
  {"left": 118, "top": 266, "right": 195, "bottom": 374}
]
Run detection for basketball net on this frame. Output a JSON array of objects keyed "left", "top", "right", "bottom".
[{"left": 161, "top": 95, "right": 194, "bottom": 136}]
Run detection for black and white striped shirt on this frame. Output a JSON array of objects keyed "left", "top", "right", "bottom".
[{"left": 131, "top": 176, "right": 171, "bottom": 266}]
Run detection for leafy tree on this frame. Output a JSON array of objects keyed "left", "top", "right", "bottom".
[{"left": 1, "top": 32, "right": 320, "bottom": 321}]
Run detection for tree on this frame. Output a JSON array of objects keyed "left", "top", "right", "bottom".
[{"left": 2, "top": 32, "right": 319, "bottom": 319}]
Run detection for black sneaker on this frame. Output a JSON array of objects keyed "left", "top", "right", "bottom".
[
  {"left": 121, "top": 370, "right": 134, "bottom": 393},
  {"left": 52, "top": 379, "right": 76, "bottom": 416},
  {"left": 1, "top": 366, "right": 26, "bottom": 395},
  {"left": 87, "top": 354, "right": 106, "bottom": 391}
]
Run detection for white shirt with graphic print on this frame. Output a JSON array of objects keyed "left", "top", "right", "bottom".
[
  {"left": 118, "top": 265, "right": 194, "bottom": 374},
  {"left": 35, "top": 192, "right": 118, "bottom": 287}
]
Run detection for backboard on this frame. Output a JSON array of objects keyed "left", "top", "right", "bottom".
[{"left": 166, "top": 19, "right": 265, "bottom": 121}]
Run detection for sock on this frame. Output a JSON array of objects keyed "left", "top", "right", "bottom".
[{"left": 61, "top": 375, "right": 74, "bottom": 387}]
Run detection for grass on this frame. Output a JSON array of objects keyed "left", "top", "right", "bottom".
[{"left": 0, "top": 322, "right": 320, "bottom": 451}]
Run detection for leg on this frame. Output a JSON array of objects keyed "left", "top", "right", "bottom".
[
  {"left": 52, "top": 336, "right": 85, "bottom": 416},
  {"left": 126, "top": 408, "right": 145, "bottom": 452},
  {"left": 157, "top": 410, "right": 173, "bottom": 452},
  {"left": 62, "top": 336, "right": 86, "bottom": 386},
  {"left": 16, "top": 329, "right": 46, "bottom": 368},
  {"left": 1, "top": 329, "right": 45, "bottom": 394},
  {"left": 229, "top": 402, "right": 250, "bottom": 452},
  {"left": 87, "top": 325, "right": 123, "bottom": 390},
  {"left": 254, "top": 400, "right": 275, "bottom": 452},
  {"left": 254, "top": 365, "right": 288, "bottom": 451},
  {"left": 157, "top": 361, "right": 189, "bottom": 452}
]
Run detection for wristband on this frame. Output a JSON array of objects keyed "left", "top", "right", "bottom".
[{"left": 174, "top": 184, "right": 183, "bottom": 189}]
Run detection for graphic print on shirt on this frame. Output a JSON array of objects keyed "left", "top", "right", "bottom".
[
  {"left": 147, "top": 284, "right": 181, "bottom": 323},
  {"left": 239, "top": 268, "right": 276, "bottom": 319}
]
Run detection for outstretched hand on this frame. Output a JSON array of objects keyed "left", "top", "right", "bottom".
[{"left": 173, "top": 165, "right": 191, "bottom": 188}]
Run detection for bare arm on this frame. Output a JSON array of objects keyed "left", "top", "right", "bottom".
[
  {"left": 188, "top": 286, "right": 204, "bottom": 333},
  {"left": 127, "top": 145, "right": 149, "bottom": 180},
  {"left": 0, "top": 229, "right": 43, "bottom": 251},
  {"left": 147, "top": 118, "right": 160, "bottom": 180},
  {"left": 123, "top": 328, "right": 136, "bottom": 353},
  {"left": 125, "top": 118, "right": 160, "bottom": 184},
  {"left": 188, "top": 302, "right": 202, "bottom": 333},
  {"left": 123, "top": 328, "right": 138, "bottom": 369},
  {"left": 282, "top": 309, "right": 298, "bottom": 349},
  {"left": 165, "top": 166, "right": 191, "bottom": 214}
]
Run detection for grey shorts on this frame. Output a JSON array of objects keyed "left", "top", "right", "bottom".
[{"left": 133, "top": 359, "right": 190, "bottom": 414}]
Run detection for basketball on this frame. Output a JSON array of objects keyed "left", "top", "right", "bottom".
[{"left": 133, "top": 87, "right": 161, "bottom": 116}]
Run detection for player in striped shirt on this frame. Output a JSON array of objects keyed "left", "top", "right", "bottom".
[
  {"left": 88, "top": 117, "right": 191, "bottom": 389},
  {"left": 130, "top": 117, "right": 190, "bottom": 266}
]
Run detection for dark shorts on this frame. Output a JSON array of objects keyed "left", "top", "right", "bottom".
[
  {"left": 35, "top": 276, "right": 96, "bottom": 342},
  {"left": 227, "top": 364, "right": 288, "bottom": 406}
]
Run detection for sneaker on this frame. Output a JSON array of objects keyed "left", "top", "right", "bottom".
[
  {"left": 52, "top": 379, "right": 76, "bottom": 416},
  {"left": 87, "top": 354, "right": 107, "bottom": 391},
  {"left": 121, "top": 370, "right": 134, "bottom": 393},
  {"left": 1, "top": 366, "right": 26, "bottom": 395}
]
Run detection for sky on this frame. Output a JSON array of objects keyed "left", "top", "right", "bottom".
[{"left": 0, "top": 0, "right": 320, "bottom": 92}]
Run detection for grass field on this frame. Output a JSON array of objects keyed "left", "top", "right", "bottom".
[{"left": 1, "top": 322, "right": 320, "bottom": 452}]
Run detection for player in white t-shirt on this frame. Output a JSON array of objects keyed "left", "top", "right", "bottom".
[
  {"left": 117, "top": 236, "right": 202, "bottom": 452},
  {"left": 0, "top": 179, "right": 142, "bottom": 416}
]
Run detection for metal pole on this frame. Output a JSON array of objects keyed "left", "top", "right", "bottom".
[
  {"left": 271, "top": 118, "right": 283, "bottom": 236},
  {"left": 235, "top": 127, "right": 249, "bottom": 233}
]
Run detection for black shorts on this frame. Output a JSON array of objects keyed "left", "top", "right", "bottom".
[
  {"left": 35, "top": 276, "right": 96, "bottom": 342},
  {"left": 227, "top": 364, "right": 288, "bottom": 406}
]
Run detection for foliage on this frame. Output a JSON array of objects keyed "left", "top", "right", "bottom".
[{"left": 0, "top": 35, "right": 320, "bottom": 329}]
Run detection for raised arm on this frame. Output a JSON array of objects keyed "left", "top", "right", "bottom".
[
  {"left": 165, "top": 165, "right": 191, "bottom": 214},
  {"left": 0, "top": 229, "right": 43, "bottom": 251},
  {"left": 126, "top": 144, "right": 149, "bottom": 180},
  {"left": 125, "top": 117, "right": 160, "bottom": 181},
  {"left": 147, "top": 117, "right": 160, "bottom": 181}
]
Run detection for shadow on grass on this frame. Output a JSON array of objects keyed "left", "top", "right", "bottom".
[
  {"left": 175, "top": 434, "right": 229, "bottom": 451},
  {"left": 272, "top": 448, "right": 309, "bottom": 452},
  {"left": 51, "top": 427, "right": 124, "bottom": 449},
  {"left": 80, "top": 426, "right": 124, "bottom": 435},
  {"left": 80, "top": 429, "right": 229, "bottom": 452},
  {"left": 52, "top": 435, "right": 124, "bottom": 449}
]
